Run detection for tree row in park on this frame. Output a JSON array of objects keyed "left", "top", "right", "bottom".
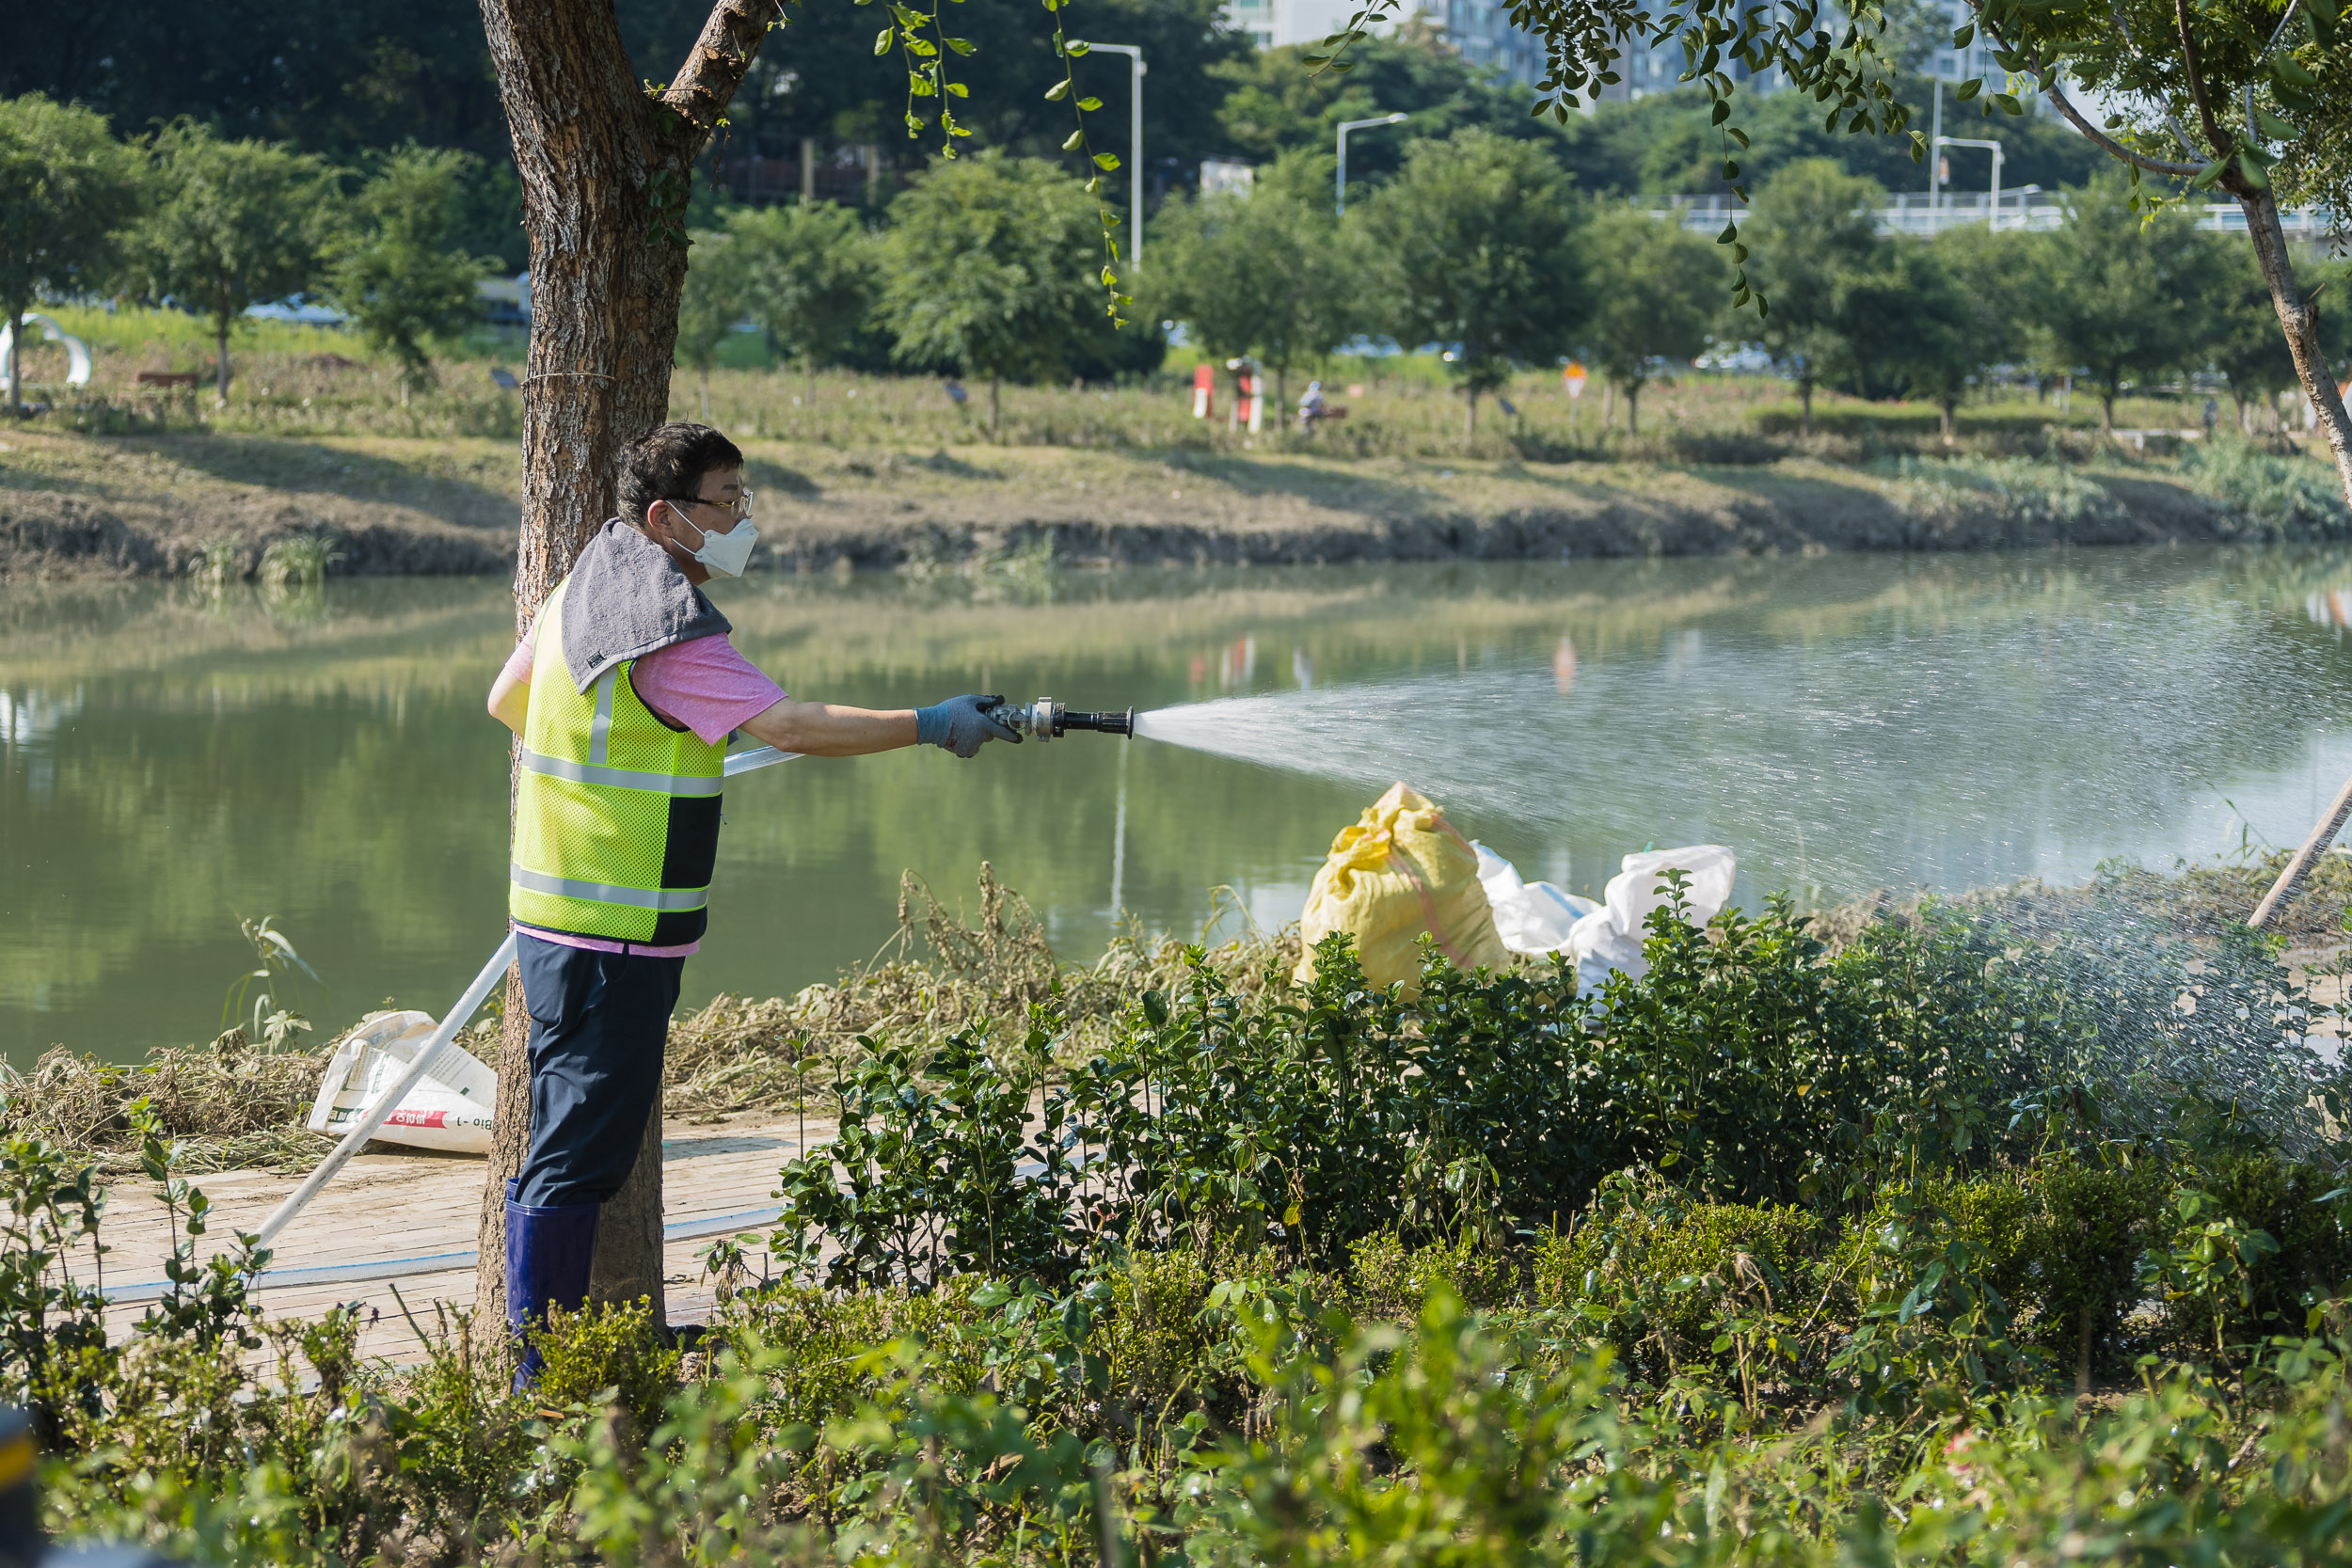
[
  {"left": 684, "top": 129, "right": 2337, "bottom": 440},
  {"left": 0, "top": 96, "right": 492, "bottom": 410},
  {"left": 8, "top": 80, "right": 2332, "bottom": 446},
  {"left": 8, "top": 0, "right": 2106, "bottom": 278}
]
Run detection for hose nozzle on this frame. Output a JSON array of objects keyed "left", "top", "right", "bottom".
[{"left": 989, "top": 697, "right": 1134, "bottom": 741}]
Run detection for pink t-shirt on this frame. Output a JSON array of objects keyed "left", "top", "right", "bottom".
[{"left": 504, "top": 619, "right": 787, "bottom": 957}]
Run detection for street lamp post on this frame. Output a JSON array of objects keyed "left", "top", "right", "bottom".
[
  {"left": 1932, "top": 135, "right": 2005, "bottom": 230},
  {"left": 1335, "top": 112, "right": 1408, "bottom": 215},
  {"left": 1086, "top": 43, "right": 1147, "bottom": 265}
]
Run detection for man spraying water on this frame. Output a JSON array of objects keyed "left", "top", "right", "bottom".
[{"left": 484, "top": 421, "right": 1019, "bottom": 1386}]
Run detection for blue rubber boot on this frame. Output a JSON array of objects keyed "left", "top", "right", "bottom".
[{"left": 505, "top": 1183, "right": 599, "bottom": 1395}]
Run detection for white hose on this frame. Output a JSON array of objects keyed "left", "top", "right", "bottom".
[{"left": 251, "top": 744, "right": 803, "bottom": 1248}]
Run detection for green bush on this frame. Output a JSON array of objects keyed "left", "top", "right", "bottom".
[
  {"left": 2181, "top": 437, "right": 2352, "bottom": 540},
  {"left": 1347, "top": 1227, "right": 1518, "bottom": 1324},
  {"left": 2019, "top": 1152, "right": 2169, "bottom": 1374}
]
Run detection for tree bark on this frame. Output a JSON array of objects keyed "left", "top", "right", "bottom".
[
  {"left": 6, "top": 308, "right": 20, "bottom": 415},
  {"left": 215, "top": 317, "right": 231, "bottom": 404},
  {"left": 1464, "top": 386, "right": 1478, "bottom": 440},
  {"left": 1626, "top": 382, "right": 1641, "bottom": 437},
  {"left": 2232, "top": 185, "right": 2352, "bottom": 508},
  {"left": 1798, "top": 377, "right": 1812, "bottom": 438},
  {"left": 473, "top": 0, "right": 780, "bottom": 1333},
  {"left": 990, "top": 373, "right": 1001, "bottom": 438}
]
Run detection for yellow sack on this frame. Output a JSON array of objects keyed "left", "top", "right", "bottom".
[{"left": 1295, "top": 784, "right": 1511, "bottom": 992}]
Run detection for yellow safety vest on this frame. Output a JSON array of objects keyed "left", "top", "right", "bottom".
[{"left": 508, "top": 577, "right": 727, "bottom": 945}]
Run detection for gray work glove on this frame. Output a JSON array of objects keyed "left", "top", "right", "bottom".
[{"left": 915, "top": 693, "right": 1021, "bottom": 758}]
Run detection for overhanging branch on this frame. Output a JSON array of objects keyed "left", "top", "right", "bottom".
[
  {"left": 1965, "top": 1, "right": 2206, "bottom": 178},
  {"left": 2041, "top": 76, "right": 2205, "bottom": 176},
  {"left": 2170, "top": 0, "right": 2233, "bottom": 158},
  {"left": 661, "top": 0, "right": 787, "bottom": 141}
]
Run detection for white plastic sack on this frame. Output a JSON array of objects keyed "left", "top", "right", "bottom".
[
  {"left": 1473, "top": 843, "right": 1736, "bottom": 991},
  {"left": 1472, "top": 843, "right": 1599, "bottom": 955},
  {"left": 306, "top": 1009, "right": 498, "bottom": 1155}
]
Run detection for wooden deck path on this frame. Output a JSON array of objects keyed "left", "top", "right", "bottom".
[{"left": 88, "top": 1110, "right": 836, "bottom": 1366}]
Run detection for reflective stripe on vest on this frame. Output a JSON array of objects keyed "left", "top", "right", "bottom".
[
  {"left": 518, "top": 749, "right": 726, "bottom": 796},
  {"left": 509, "top": 864, "right": 710, "bottom": 911},
  {"left": 507, "top": 575, "right": 727, "bottom": 944}
]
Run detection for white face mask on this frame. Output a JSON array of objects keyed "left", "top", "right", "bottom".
[{"left": 676, "top": 509, "right": 758, "bottom": 578}]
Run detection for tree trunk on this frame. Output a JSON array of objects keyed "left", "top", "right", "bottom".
[
  {"left": 1464, "top": 386, "right": 1478, "bottom": 440},
  {"left": 1798, "top": 377, "right": 1813, "bottom": 438},
  {"left": 473, "top": 0, "right": 779, "bottom": 1333},
  {"left": 1601, "top": 382, "right": 1613, "bottom": 432},
  {"left": 1626, "top": 382, "right": 1640, "bottom": 437},
  {"left": 1939, "top": 401, "right": 1954, "bottom": 440},
  {"left": 990, "top": 373, "right": 1001, "bottom": 438},
  {"left": 2233, "top": 184, "right": 2352, "bottom": 508},
  {"left": 2100, "top": 389, "right": 2116, "bottom": 434},
  {"left": 215, "top": 318, "right": 231, "bottom": 404},
  {"left": 5, "top": 307, "right": 19, "bottom": 414}
]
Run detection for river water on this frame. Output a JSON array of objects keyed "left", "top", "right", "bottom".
[{"left": 8, "top": 546, "right": 2352, "bottom": 1064}]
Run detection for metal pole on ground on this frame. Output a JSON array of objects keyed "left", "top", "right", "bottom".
[
  {"left": 2249, "top": 767, "right": 2352, "bottom": 930},
  {"left": 251, "top": 744, "right": 803, "bottom": 1248}
]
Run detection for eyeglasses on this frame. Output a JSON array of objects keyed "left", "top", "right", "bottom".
[{"left": 665, "top": 488, "right": 755, "bottom": 521}]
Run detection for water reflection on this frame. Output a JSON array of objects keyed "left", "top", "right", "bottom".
[{"left": 6, "top": 546, "right": 2352, "bottom": 1063}]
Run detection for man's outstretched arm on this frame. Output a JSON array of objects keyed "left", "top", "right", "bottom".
[
  {"left": 739, "top": 693, "right": 1017, "bottom": 758},
  {"left": 739, "top": 697, "right": 915, "bottom": 757}
]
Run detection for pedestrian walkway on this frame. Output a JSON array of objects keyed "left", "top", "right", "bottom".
[{"left": 86, "top": 1111, "right": 834, "bottom": 1366}]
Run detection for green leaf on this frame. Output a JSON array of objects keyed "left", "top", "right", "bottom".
[
  {"left": 2240, "top": 145, "right": 2271, "bottom": 187},
  {"left": 1044, "top": 78, "right": 1070, "bottom": 101},
  {"left": 1077, "top": 96, "right": 1103, "bottom": 110},
  {"left": 1064, "top": 38, "right": 1090, "bottom": 55},
  {"left": 1092, "top": 151, "right": 1120, "bottom": 170},
  {"left": 1955, "top": 77, "right": 1981, "bottom": 100},
  {"left": 1723, "top": 159, "right": 1740, "bottom": 178},
  {"left": 946, "top": 81, "right": 968, "bottom": 97},
  {"left": 1062, "top": 128, "right": 1085, "bottom": 150},
  {"left": 1995, "top": 92, "right": 2023, "bottom": 115},
  {"left": 945, "top": 36, "right": 976, "bottom": 54},
  {"left": 874, "top": 25, "right": 894, "bottom": 54},
  {"left": 2313, "top": 3, "right": 2340, "bottom": 46},
  {"left": 2273, "top": 50, "right": 2321, "bottom": 87},
  {"left": 2191, "top": 158, "right": 2228, "bottom": 188},
  {"left": 1951, "top": 22, "right": 1975, "bottom": 46},
  {"left": 2256, "top": 106, "right": 2300, "bottom": 141}
]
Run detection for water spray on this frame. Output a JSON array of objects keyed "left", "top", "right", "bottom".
[{"left": 989, "top": 696, "right": 1135, "bottom": 740}]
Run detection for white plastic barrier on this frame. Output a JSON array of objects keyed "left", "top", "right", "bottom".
[
  {"left": 1474, "top": 843, "right": 1736, "bottom": 991},
  {"left": 0, "top": 313, "right": 93, "bottom": 388}
]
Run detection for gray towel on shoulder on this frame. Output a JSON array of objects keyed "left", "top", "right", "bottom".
[{"left": 558, "top": 518, "right": 732, "bottom": 693}]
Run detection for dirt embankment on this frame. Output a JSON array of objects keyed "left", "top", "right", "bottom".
[{"left": 0, "top": 429, "right": 2251, "bottom": 580}]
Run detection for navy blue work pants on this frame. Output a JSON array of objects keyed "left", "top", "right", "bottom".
[{"left": 512, "top": 933, "right": 683, "bottom": 1208}]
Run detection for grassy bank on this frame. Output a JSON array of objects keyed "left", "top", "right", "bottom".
[
  {"left": 7, "top": 421, "right": 2346, "bottom": 581},
  {"left": 7, "top": 309, "right": 2348, "bottom": 578},
  {"left": 9, "top": 855, "right": 2352, "bottom": 1563}
]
